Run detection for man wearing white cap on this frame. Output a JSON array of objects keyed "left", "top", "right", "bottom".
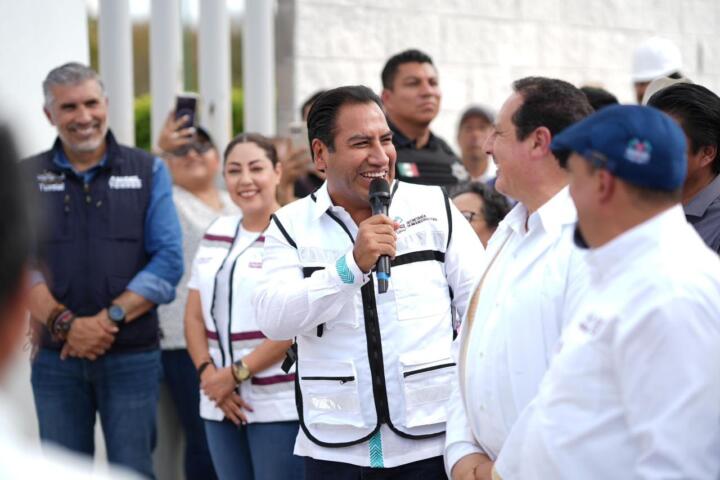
[
  {"left": 631, "top": 36, "right": 683, "bottom": 103},
  {"left": 494, "top": 105, "right": 720, "bottom": 479}
]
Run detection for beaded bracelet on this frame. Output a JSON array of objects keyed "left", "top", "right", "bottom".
[{"left": 51, "top": 309, "right": 76, "bottom": 340}]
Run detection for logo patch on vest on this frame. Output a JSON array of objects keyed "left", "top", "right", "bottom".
[
  {"left": 402, "top": 214, "right": 437, "bottom": 231},
  {"left": 37, "top": 171, "right": 65, "bottom": 192},
  {"left": 109, "top": 175, "right": 143, "bottom": 189}
]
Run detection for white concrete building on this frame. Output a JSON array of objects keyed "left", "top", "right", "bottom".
[{"left": 277, "top": 0, "right": 720, "bottom": 149}]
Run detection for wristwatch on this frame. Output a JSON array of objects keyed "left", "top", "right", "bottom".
[
  {"left": 108, "top": 304, "right": 126, "bottom": 325},
  {"left": 231, "top": 359, "right": 251, "bottom": 385}
]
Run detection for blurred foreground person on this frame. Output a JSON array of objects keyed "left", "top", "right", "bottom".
[
  {"left": 22, "top": 63, "right": 183, "bottom": 478},
  {"left": 0, "top": 126, "right": 140, "bottom": 479},
  {"left": 495, "top": 105, "right": 720, "bottom": 479},
  {"left": 184, "top": 134, "right": 303, "bottom": 480}
]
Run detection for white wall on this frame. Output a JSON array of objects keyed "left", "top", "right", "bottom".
[
  {"left": 282, "top": 0, "right": 720, "bottom": 150},
  {"left": 0, "top": 0, "right": 90, "bottom": 158}
]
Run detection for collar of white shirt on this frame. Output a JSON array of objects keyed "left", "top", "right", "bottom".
[
  {"left": 497, "top": 186, "right": 576, "bottom": 239},
  {"left": 311, "top": 180, "right": 399, "bottom": 219},
  {"left": 585, "top": 204, "right": 685, "bottom": 283}
]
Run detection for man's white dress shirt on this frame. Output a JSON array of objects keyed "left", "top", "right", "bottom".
[
  {"left": 496, "top": 206, "right": 720, "bottom": 479},
  {"left": 445, "top": 186, "right": 589, "bottom": 473}
]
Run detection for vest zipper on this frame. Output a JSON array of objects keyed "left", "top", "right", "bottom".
[
  {"left": 403, "top": 362, "right": 456, "bottom": 377},
  {"left": 301, "top": 375, "right": 355, "bottom": 384}
]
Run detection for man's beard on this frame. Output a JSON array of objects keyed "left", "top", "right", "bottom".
[{"left": 60, "top": 124, "right": 108, "bottom": 154}]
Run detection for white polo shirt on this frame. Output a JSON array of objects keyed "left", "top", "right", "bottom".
[
  {"left": 445, "top": 186, "right": 589, "bottom": 472},
  {"left": 496, "top": 205, "right": 720, "bottom": 479}
]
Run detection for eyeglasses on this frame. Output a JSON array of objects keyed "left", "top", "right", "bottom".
[
  {"left": 461, "top": 211, "right": 481, "bottom": 222},
  {"left": 171, "top": 141, "right": 214, "bottom": 157}
]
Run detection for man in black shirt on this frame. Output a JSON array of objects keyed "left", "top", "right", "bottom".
[{"left": 381, "top": 49, "right": 467, "bottom": 188}]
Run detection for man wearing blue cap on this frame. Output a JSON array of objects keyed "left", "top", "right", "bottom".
[{"left": 493, "top": 105, "right": 720, "bottom": 480}]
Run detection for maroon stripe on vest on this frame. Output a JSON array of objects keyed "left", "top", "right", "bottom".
[
  {"left": 230, "top": 331, "right": 266, "bottom": 341},
  {"left": 203, "top": 233, "right": 234, "bottom": 243},
  {"left": 206, "top": 330, "right": 219, "bottom": 340},
  {"left": 251, "top": 373, "right": 296, "bottom": 385}
]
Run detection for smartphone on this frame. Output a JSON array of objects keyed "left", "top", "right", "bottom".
[
  {"left": 288, "top": 121, "right": 309, "bottom": 151},
  {"left": 175, "top": 93, "right": 199, "bottom": 129}
]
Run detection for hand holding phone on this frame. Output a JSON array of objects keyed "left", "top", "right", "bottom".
[{"left": 175, "top": 93, "right": 199, "bottom": 129}]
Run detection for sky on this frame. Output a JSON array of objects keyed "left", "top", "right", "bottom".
[{"left": 85, "top": 0, "right": 246, "bottom": 21}]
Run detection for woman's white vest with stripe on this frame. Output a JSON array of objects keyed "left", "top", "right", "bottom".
[
  {"left": 274, "top": 182, "right": 456, "bottom": 447},
  {"left": 194, "top": 214, "right": 297, "bottom": 423}
]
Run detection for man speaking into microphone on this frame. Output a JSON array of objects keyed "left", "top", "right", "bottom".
[{"left": 253, "top": 85, "right": 483, "bottom": 478}]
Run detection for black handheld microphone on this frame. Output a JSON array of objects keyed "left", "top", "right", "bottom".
[{"left": 369, "top": 178, "right": 392, "bottom": 294}]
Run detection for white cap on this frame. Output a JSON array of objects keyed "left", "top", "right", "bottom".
[
  {"left": 632, "top": 37, "right": 682, "bottom": 82},
  {"left": 641, "top": 75, "right": 693, "bottom": 105}
]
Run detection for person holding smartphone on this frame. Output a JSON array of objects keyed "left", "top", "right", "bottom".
[{"left": 156, "top": 106, "right": 239, "bottom": 480}]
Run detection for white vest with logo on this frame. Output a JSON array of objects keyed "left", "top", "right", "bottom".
[
  {"left": 193, "top": 214, "right": 297, "bottom": 423},
  {"left": 271, "top": 181, "right": 457, "bottom": 447}
]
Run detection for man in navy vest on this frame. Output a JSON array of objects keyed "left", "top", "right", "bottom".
[{"left": 21, "top": 63, "right": 183, "bottom": 479}]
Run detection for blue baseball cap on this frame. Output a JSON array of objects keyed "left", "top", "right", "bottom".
[{"left": 551, "top": 104, "right": 687, "bottom": 191}]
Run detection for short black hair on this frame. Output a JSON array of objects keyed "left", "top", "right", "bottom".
[
  {"left": 0, "top": 126, "right": 31, "bottom": 313},
  {"left": 301, "top": 90, "right": 326, "bottom": 120},
  {"left": 452, "top": 182, "right": 511, "bottom": 230},
  {"left": 512, "top": 77, "right": 594, "bottom": 141},
  {"left": 381, "top": 49, "right": 434, "bottom": 90},
  {"left": 224, "top": 132, "right": 279, "bottom": 166},
  {"left": 306, "top": 85, "right": 384, "bottom": 159},
  {"left": 580, "top": 86, "right": 619, "bottom": 111},
  {"left": 458, "top": 106, "right": 495, "bottom": 130},
  {"left": 647, "top": 83, "right": 720, "bottom": 175}
]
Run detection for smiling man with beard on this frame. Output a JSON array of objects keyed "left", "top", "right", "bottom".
[
  {"left": 20, "top": 62, "right": 183, "bottom": 478},
  {"left": 253, "top": 85, "right": 482, "bottom": 478}
]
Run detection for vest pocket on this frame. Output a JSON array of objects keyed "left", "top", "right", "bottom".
[
  {"left": 399, "top": 354, "right": 455, "bottom": 428},
  {"left": 299, "top": 359, "right": 365, "bottom": 428},
  {"left": 391, "top": 262, "right": 450, "bottom": 321}
]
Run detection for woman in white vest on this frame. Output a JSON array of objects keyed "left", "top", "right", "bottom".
[{"left": 184, "top": 133, "right": 303, "bottom": 480}]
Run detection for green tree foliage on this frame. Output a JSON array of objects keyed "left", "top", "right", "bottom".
[
  {"left": 134, "top": 94, "right": 152, "bottom": 151},
  {"left": 232, "top": 88, "right": 244, "bottom": 136}
]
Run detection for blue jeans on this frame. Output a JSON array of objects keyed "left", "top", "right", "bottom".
[
  {"left": 204, "top": 419, "right": 304, "bottom": 480},
  {"left": 161, "top": 349, "right": 216, "bottom": 479},
  {"left": 31, "top": 348, "right": 161, "bottom": 479}
]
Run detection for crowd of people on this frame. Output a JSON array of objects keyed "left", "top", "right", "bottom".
[{"left": 1, "top": 36, "right": 719, "bottom": 480}]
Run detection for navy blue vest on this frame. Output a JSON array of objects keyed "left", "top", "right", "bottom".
[{"left": 23, "top": 131, "right": 159, "bottom": 352}]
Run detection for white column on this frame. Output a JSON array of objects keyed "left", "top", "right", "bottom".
[
  {"left": 198, "top": 0, "right": 232, "bottom": 150},
  {"left": 150, "top": 0, "right": 183, "bottom": 149},
  {"left": 243, "top": 0, "right": 276, "bottom": 135},
  {"left": 98, "top": 0, "right": 135, "bottom": 145}
]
